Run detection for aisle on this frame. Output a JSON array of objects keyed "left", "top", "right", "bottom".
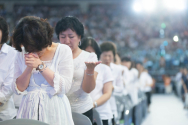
[{"left": 141, "top": 94, "right": 188, "bottom": 125}]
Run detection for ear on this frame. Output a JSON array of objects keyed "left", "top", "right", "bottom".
[{"left": 78, "top": 35, "right": 81, "bottom": 41}]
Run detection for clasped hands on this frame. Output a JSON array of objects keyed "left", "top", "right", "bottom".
[{"left": 24, "top": 53, "right": 42, "bottom": 69}]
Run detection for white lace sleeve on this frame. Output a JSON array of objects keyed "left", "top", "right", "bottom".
[
  {"left": 50, "top": 45, "right": 74, "bottom": 95},
  {"left": 12, "top": 53, "right": 27, "bottom": 95}
]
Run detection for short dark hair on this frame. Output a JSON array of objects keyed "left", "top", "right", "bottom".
[
  {"left": 80, "top": 37, "right": 101, "bottom": 59},
  {"left": 55, "top": 16, "right": 84, "bottom": 40},
  {"left": 0, "top": 16, "right": 9, "bottom": 44},
  {"left": 100, "top": 42, "right": 116, "bottom": 57},
  {"left": 121, "top": 56, "right": 131, "bottom": 62},
  {"left": 12, "top": 16, "right": 53, "bottom": 52}
]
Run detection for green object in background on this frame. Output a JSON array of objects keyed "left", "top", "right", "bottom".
[
  {"left": 119, "top": 120, "right": 124, "bottom": 124},
  {"left": 131, "top": 123, "right": 134, "bottom": 125},
  {"left": 161, "top": 23, "right": 166, "bottom": 29}
]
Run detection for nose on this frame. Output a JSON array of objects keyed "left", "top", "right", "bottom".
[{"left": 64, "top": 37, "right": 70, "bottom": 45}]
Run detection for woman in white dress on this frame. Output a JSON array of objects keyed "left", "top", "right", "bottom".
[
  {"left": 55, "top": 16, "right": 100, "bottom": 123},
  {"left": 80, "top": 37, "right": 113, "bottom": 125},
  {"left": 12, "top": 16, "right": 74, "bottom": 125}
]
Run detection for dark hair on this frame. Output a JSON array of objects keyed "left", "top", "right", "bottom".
[
  {"left": 130, "top": 61, "right": 136, "bottom": 69},
  {"left": 0, "top": 16, "right": 9, "bottom": 44},
  {"left": 80, "top": 37, "right": 101, "bottom": 59},
  {"left": 55, "top": 16, "right": 84, "bottom": 40},
  {"left": 12, "top": 16, "right": 53, "bottom": 52},
  {"left": 100, "top": 42, "right": 116, "bottom": 57},
  {"left": 136, "top": 61, "right": 143, "bottom": 65},
  {"left": 121, "top": 56, "right": 131, "bottom": 62}
]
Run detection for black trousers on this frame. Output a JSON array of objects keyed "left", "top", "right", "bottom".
[
  {"left": 83, "top": 108, "right": 93, "bottom": 123},
  {"left": 111, "top": 115, "right": 116, "bottom": 125},
  {"left": 93, "top": 120, "right": 109, "bottom": 125},
  {"left": 145, "top": 92, "right": 151, "bottom": 106},
  {"left": 102, "top": 120, "right": 108, "bottom": 125}
]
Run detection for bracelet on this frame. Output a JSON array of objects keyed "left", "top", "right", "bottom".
[
  {"left": 39, "top": 65, "right": 47, "bottom": 73},
  {"left": 94, "top": 101, "right": 98, "bottom": 107},
  {"left": 86, "top": 73, "right": 94, "bottom": 76}
]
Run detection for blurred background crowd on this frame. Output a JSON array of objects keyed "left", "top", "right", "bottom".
[{"left": 0, "top": 0, "right": 188, "bottom": 96}]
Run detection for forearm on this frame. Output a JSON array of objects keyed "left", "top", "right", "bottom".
[
  {"left": 82, "top": 70, "right": 97, "bottom": 93},
  {"left": 16, "top": 67, "right": 33, "bottom": 92},
  {"left": 41, "top": 66, "right": 55, "bottom": 87}
]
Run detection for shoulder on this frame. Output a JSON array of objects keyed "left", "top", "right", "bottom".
[
  {"left": 58, "top": 43, "right": 72, "bottom": 53},
  {"left": 96, "top": 63, "right": 111, "bottom": 72},
  {"left": 8, "top": 46, "right": 18, "bottom": 57}
]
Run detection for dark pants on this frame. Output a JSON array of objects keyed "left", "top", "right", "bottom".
[
  {"left": 93, "top": 120, "right": 109, "bottom": 125},
  {"left": 111, "top": 115, "right": 116, "bottom": 125},
  {"left": 145, "top": 92, "right": 151, "bottom": 106},
  {"left": 102, "top": 120, "right": 108, "bottom": 125},
  {"left": 83, "top": 108, "right": 93, "bottom": 123}
]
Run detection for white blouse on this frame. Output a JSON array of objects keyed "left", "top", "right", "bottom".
[
  {"left": 139, "top": 72, "right": 153, "bottom": 92},
  {"left": 66, "top": 50, "right": 98, "bottom": 114},
  {"left": 109, "top": 63, "right": 124, "bottom": 117},
  {"left": 12, "top": 44, "right": 74, "bottom": 125},
  {"left": 0, "top": 43, "right": 17, "bottom": 120},
  {"left": 90, "top": 64, "right": 113, "bottom": 120}
]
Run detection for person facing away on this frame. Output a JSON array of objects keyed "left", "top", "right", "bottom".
[
  {"left": 12, "top": 16, "right": 74, "bottom": 125},
  {"left": 100, "top": 42, "right": 124, "bottom": 125},
  {"left": 0, "top": 16, "right": 17, "bottom": 121},
  {"left": 55, "top": 16, "right": 100, "bottom": 123},
  {"left": 80, "top": 37, "right": 113, "bottom": 125}
]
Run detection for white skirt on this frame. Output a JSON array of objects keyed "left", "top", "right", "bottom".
[{"left": 17, "top": 91, "right": 74, "bottom": 125}]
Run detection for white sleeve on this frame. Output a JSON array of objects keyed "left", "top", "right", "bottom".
[
  {"left": 103, "top": 66, "right": 114, "bottom": 84},
  {"left": 113, "top": 70, "right": 124, "bottom": 93},
  {"left": 0, "top": 64, "right": 14, "bottom": 103},
  {"left": 147, "top": 74, "right": 153, "bottom": 85},
  {"left": 50, "top": 46, "right": 74, "bottom": 95},
  {"left": 12, "top": 53, "right": 27, "bottom": 95}
]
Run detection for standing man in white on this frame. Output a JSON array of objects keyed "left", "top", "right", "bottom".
[{"left": 0, "top": 16, "right": 17, "bottom": 121}]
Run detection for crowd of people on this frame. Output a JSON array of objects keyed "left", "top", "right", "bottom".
[
  {"left": 0, "top": 15, "right": 154, "bottom": 125},
  {"left": 0, "top": 4, "right": 184, "bottom": 71},
  {"left": 174, "top": 67, "right": 188, "bottom": 108}
]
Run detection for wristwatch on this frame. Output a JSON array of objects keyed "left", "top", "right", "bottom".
[{"left": 36, "top": 62, "right": 44, "bottom": 71}]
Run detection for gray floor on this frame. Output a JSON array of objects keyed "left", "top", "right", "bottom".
[{"left": 141, "top": 94, "right": 188, "bottom": 125}]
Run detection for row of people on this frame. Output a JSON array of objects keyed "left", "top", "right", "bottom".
[{"left": 0, "top": 15, "right": 153, "bottom": 125}]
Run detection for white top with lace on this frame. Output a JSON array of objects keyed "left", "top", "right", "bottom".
[{"left": 66, "top": 50, "right": 98, "bottom": 113}]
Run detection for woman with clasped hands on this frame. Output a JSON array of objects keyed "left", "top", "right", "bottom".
[{"left": 12, "top": 16, "right": 74, "bottom": 125}]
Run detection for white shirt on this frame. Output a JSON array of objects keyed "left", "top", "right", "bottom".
[
  {"left": 109, "top": 63, "right": 124, "bottom": 117},
  {"left": 127, "top": 68, "right": 139, "bottom": 106},
  {"left": 0, "top": 43, "right": 17, "bottom": 120},
  {"left": 66, "top": 50, "right": 98, "bottom": 113},
  {"left": 139, "top": 72, "right": 153, "bottom": 92},
  {"left": 12, "top": 44, "right": 74, "bottom": 125},
  {"left": 90, "top": 64, "right": 113, "bottom": 120}
]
